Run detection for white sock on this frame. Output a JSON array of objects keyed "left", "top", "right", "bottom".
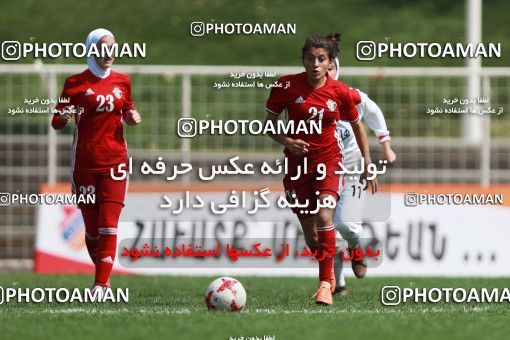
[{"left": 334, "top": 253, "right": 346, "bottom": 287}]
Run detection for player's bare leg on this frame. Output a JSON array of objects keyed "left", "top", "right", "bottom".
[{"left": 300, "top": 215, "right": 318, "bottom": 254}]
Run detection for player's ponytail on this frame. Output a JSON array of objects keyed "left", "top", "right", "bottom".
[
  {"left": 326, "top": 33, "right": 342, "bottom": 80},
  {"left": 327, "top": 32, "right": 342, "bottom": 46},
  {"left": 326, "top": 32, "right": 341, "bottom": 56}
]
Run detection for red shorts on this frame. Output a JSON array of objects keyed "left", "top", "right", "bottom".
[
  {"left": 72, "top": 170, "right": 127, "bottom": 209},
  {"left": 283, "top": 162, "right": 342, "bottom": 219}
]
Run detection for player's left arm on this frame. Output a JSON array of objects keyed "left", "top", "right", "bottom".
[
  {"left": 359, "top": 91, "right": 396, "bottom": 165},
  {"left": 122, "top": 76, "right": 141, "bottom": 125},
  {"left": 340, "top": 87, "right": 377, "bottom": 194},
  {"left": 350, "top": 119, "right": 377, "bottom": 194}
]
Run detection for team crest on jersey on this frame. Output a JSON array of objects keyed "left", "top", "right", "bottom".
[
  {"left": 326, "top": 99, "right": 337, "bottom": 111},
  {"left": 113, "top": 87, "right": 123, "bottom": 99}
]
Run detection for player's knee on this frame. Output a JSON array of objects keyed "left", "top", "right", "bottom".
[
  {"left": 98, "top": 202, "right": 123, "bottom": 228},
  {"left": 81, "top": 207, "right": 99, "bottom": 228},
  {"left": 317, "top": 210, "right": 333, "bottom": 227}
]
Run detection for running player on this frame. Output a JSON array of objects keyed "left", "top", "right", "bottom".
[
  {"left": 51, "top": 28, "right": 141, "bottom": 296},
  {"left": 327, "top": 35, "right": 396, "bottom": 296},
  {"left": 265, "top": 33, "right": 376, "bottom": 305}
]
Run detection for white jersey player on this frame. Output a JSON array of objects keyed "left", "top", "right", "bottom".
[{"left": 329, "top": 57, "right": 396, "bottom": 296}]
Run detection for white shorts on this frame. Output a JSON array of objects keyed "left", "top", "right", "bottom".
[{"left": 333, "top": 156, "right": 365, "bottom": 248}]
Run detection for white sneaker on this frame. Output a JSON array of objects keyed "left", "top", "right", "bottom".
[{"left": 91, "top": 285, "right": 106, "bottom": 301}]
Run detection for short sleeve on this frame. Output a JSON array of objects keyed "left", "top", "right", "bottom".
[
  {"left": 339, "top": 85, "right": 359, "bottom": 122},
  {"left": 122, "top": 76, "right": 134, "bottom": 112},
  {"left": 54, "top": 78, "right": 72, "bottom": 114},
  {"left": 349, "top": 87, "right": 362, "bottom": 105},
  {"left": 265, "top": 81, "right": 286, "bottom": 115}
]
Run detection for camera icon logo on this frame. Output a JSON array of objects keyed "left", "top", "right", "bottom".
[
  {"left": 190, "top": 22, "right": 206, "bottom": 37},
  {"left": 1, "top": 41, "right": 21, "bottom": 61},
  {"left": 177, "top": 118, "right": 197, "bottom": 138},
  {"left": 356, "top": 41, "right": 377, "bottom": 61},
  {"left": 381, "top": 286, "right": 401, "bottom": 306},
  {"left": 0, "top": 193, "right": 11, "bottom": 206},
  {"left": 404, "top": 192, "right": 419, "bottom": 207}
]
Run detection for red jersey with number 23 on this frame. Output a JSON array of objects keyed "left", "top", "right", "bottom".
[
  {"left": 265, "top": 72, "right": 359, "bottom": 172},
  {"left": 54, "top": 69, "right": 134, "bottom": 173}
]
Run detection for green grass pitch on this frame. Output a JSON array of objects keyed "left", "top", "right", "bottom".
[{"left": 0, "top": 274, "right": 509, "bottom": 340}]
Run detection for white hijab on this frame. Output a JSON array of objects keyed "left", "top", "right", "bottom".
[
  {"left": 333, "top": 57, "right": 340, "bottom": 80},
  {"left": 86, "top": 28, "right": 114, "bottom": 79}
]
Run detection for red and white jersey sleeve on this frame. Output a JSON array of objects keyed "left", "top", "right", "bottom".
[
  {"left": 54, "top": 69, "right": 133, "bottom": 173},
  {"left": 121, "top": 80, "right": 134, "bottom": 119},
  {"left": 265, "top": 72, "right": 358, "bottom": 169},
  {"left": 265, "top": 78, "right": 288, "bottom": 115}
]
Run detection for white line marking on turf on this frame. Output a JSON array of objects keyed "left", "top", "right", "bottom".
[{"left": 13, "top": 306, "right": 494, "bottom": 315}]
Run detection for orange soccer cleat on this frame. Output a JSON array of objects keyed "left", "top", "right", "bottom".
[{"left": 313, "top": 281, "right": 333, "bottom": 305}]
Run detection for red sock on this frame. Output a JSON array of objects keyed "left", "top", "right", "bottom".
[
  {"left": 94, "top": 202, "right": 123, "bottom": 287},
  {"left": 81, "top": 208, "right": 99, "bottom": 263},
  {"left": 95, "top": 227, "right": 117, "bottom": 286},
  {"left": 317, "top": 224, "right": 336, "bottom": 282}
]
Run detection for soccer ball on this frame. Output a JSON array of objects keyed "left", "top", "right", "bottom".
[{"left": 205, "top": 277, "right": 246, "bottom": 311}]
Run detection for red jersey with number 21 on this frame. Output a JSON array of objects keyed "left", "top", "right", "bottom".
[
  {"left": 265, "top": 72, "right": 359, "bottom": 171},
  {"left": 55, "top": 69, "right": 134, "bottom": 173}
]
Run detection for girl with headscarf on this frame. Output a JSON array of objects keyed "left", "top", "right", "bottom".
[{"left": 52, "top": 28, "right": 141, "bottom": 295}]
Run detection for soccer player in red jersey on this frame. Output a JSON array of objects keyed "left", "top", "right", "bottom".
[
  {"left": 51, "top": 28, "right": 141, "bottom": 296},
  {"left": 265, "top": 34, "right": 375, "bottom": 305}
]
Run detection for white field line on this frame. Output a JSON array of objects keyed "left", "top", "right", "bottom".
[{"left": 5, "top": 305, "right": 493, "bottom": 315}]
